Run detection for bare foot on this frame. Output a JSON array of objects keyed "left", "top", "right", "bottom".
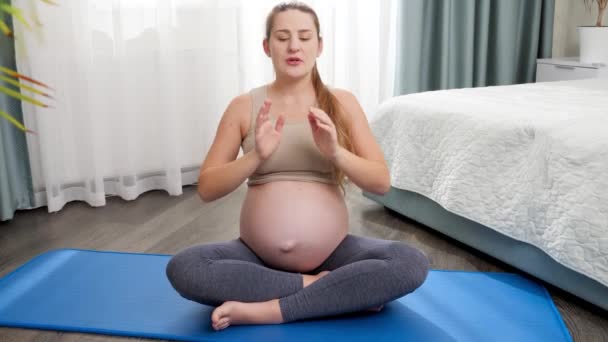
[
  {"left": 211, "top": 299, "right": 284, "bottom": 331},
  {"left": 302, "top": 270, "right": 330, "bottom": 288}
]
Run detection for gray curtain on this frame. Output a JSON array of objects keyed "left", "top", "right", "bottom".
[
  {"left": 396, "top": 0, "right": 555, "bottom": 95},
  {"left": 0, "top": 16, "right": 34, "bottom": 221}
]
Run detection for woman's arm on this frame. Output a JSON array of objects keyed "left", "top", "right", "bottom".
[
  {"left": 332, "top": 144, "right": 390, "bottom": 195},
  {"left": 198, "top": 151, "right": 263, "bottom": 203},
  {"left": 198, "top": 95, "right": 284, "bottom": 202},
  {"left": 335, "top": 90, "right": 390, "bottom": 194},
  {"left": 308, "top": 89, "right": 390, "bottom": 195},
  {"left": 197, "top": 94, "right": 260, "bottom": 202}
]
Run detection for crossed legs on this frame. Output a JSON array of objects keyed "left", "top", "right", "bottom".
[{"left": 166, "top": 235, "right": 429, "bottom": 330}]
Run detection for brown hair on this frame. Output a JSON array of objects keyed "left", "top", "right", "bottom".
[{"left": 265, "top": 2, "right": 353, "bottom": 191}]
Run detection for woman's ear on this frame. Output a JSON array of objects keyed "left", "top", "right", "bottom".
[
  {"left": 263, "top": 39, "right": 271, "bottom": 57},
  {"left": 317, "top": 37, "right": 323, "bottom": 57}
]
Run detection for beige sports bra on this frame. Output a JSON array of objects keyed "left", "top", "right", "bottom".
[{"left": 241, "top": 85, "right": 336, "bottom": 186}]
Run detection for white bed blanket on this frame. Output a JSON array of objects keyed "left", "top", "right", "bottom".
[{"left": 371, "top": 78, "right": 608, "bottom": 286}]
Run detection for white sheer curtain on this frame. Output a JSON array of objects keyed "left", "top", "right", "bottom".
[{"left": 14, "top": 0, "right": 397, "bottom": 212}]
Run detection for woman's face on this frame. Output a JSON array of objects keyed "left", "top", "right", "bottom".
[{"left": 264, "top": 10, "right": 322, "bottom": 80}]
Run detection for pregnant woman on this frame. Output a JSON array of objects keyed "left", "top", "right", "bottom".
[{"left": 166, "top": 1, "right": 429, "bottom": 331}]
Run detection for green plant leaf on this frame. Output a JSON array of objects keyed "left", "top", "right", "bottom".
[
  {"left": 0, "top": 0, "right": 55, "bottom": 133},
  {"left": 0, "top": 18, "right": 11, "bottom": 36},
  {"left": 40, "top": 0, "right": 59, "bottom": 6},
  {"left": 0, "top": 66, "right": 52, "bottom": 89},
  {"left": 0, "top": 75, "right": 52, "bottom": 98},
  {"left": 0, "top": 3, "right": 31, "bottom": 30},
  {"left": 0, "top": 109, "right": 31, "bottom": 133},
  {"left": 0, "top": 85, "right": 47, "bottom": 107}
]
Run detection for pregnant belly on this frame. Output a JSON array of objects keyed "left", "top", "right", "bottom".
[{"left": 240, "top": 181, "right": 349, "bottom": 273}]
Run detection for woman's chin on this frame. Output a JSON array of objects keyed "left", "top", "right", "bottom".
[{"left": 278, "top": 69, "right": 311, "bottom": 80}]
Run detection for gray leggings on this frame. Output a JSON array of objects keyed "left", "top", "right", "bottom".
[{"left": 166, "top": 234, "right": 429, "bottom": 322}]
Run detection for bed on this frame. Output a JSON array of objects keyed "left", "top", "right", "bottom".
[{"left": 364, "top": 78, "right": 608, "bottom": 311}]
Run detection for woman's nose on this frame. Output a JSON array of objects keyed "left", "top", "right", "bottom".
[{"left": 288, "top": 39, "right": 300, "bottom": 52}]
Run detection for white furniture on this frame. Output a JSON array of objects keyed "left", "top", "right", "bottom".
[
  {"left": 369, "top": 78, "right": 608, "bottom": 310},
  {"left": 578, "top": 27, "right": 608, "bottom": 64},
  {"left": 536, "top": 57, "right": 607, "bottom": 82}
]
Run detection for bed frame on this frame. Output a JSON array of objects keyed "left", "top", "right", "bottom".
[{"left": 364, "top": 187, "right": 608, "bottom": 311}]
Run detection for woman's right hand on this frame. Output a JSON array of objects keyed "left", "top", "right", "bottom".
[{"left": 255, "top": 99, "right": 285, "bottom": 161}]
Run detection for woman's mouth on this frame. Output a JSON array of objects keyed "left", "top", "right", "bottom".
[{"left": 286, "top": 57, "right": 303, "bottom": 66}]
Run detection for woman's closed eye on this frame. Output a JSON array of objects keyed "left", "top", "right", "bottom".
[{"left": 277, "top": 37, "right": 311, "bottom": 42}]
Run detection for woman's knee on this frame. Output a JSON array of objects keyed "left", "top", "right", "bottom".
[
  {"left": 166, "top": 250, "right": 194, "bottom": 293},
  {"left": 388, "top": 242, "right": 430, "bottom": 293},
  {"left": 166, "top": 251, "right": 187, "bottom": 288},
  {"left": 165, "top": 247, "right": 215, "bottom": 303}
]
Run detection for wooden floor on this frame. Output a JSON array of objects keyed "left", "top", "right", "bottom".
[{"left": 1, "top": 184, "right": 607, "bottom": 342}]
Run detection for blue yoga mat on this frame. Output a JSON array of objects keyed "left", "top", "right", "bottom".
[{"left": 0, "top": 249, "right": 571, "bottom": 342}]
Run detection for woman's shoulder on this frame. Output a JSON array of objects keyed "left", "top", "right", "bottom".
[
  {"left": 222, "top": 91, "right": 253, "bottom": 136},
  {"left": 229, "top": 84, "right": 269, "bottom": 110},
  {"left": 225, "top": 92, "right": 252, "bottom": 116},
  {"left": 226, "top": 83, "right": 272, "bottom": 115},
  {"left": 224, "top": 85, "right": 271, "bottom": 136},
  {"left": 329, "top": 87, "right": 355, "bottom": 99},
  {"left": 329, "top": 87, "right": 359, "bottom": 107}
]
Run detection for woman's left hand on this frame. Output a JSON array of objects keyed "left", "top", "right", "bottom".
[{"left": 308, "top": 107, "right": 340, "bottom": 161}]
